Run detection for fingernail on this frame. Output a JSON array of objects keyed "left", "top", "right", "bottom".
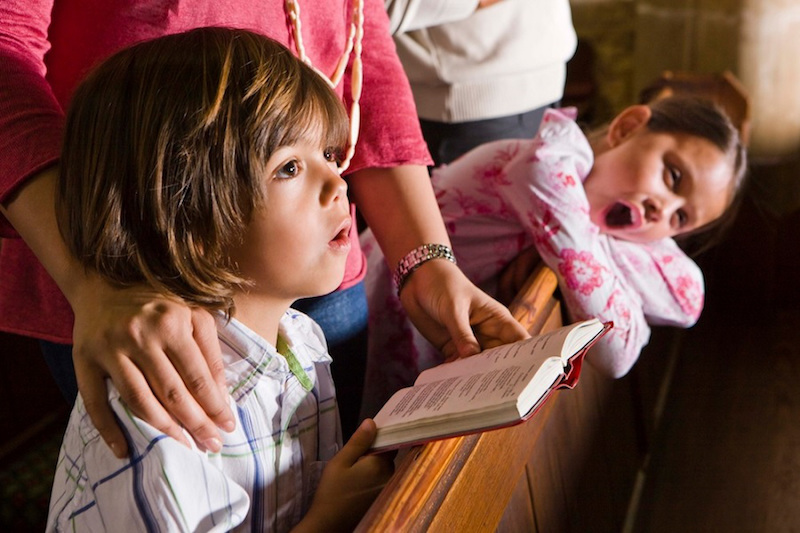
[
  {"left": 203, "top": 438, "right": 222, "bottom": 453},
  {"left": 109, "top": 442, "right": 124, "bottom": 459},
  {"left": 220, "top": 419, "right": 235, "bottom": 433}
]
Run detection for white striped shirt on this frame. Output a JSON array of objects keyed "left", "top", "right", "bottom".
[{"left": 47, "top": 309, "right": 341, "bottom": 532}]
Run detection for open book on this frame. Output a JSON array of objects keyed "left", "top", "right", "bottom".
[{"left": 370, "top": 318, "right": 612, "bottom": 452}]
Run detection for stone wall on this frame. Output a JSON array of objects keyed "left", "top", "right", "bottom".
[
  {"left": 570, "top": 0, "right": 800, "bottom": 161},
  {"left": 569, "top": 0, "right": 637, "bottom": 126}
]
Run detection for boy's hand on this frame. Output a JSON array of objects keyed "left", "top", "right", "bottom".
[
  {"left": 298, "top": 419, "right": 395, "bottom": 532},
  {"left": 71, "top": 277, "right": 235, "bottom": 458}
]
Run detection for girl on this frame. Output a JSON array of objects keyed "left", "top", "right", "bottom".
[
  {"left": 360, "top": 96, "right": 747, "bottom": 417},
  {"left": 47, "top": 28, "right": 393, "bottom": 532}
]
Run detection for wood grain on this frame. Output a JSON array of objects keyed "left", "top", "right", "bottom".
[{"left": 356, "top": 265, "right": 562, "bottom": 532}]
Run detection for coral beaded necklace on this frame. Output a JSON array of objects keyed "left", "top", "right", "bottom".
[{"left": 285, "top": 0, "right": 364, "bottom": 172}]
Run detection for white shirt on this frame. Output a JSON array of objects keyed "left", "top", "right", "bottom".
[
  {"left": 386, "top": 0, "right": 577, "bottom": 122},
  {"left": 47, "top": 309, "right": 340, "bottom": 532}
]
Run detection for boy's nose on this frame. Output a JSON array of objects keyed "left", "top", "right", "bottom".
[{"left": 322, "top": 166, "right": 348, "bottom": 204}]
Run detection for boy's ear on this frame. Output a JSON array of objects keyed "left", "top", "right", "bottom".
[{"left": 607, "top": 105, "right": 652, "bottom": 147}]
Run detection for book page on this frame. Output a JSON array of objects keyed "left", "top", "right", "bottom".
[
  {"left": 562, "top": 318, "right": 605, "bottom": 361},
  {"left": 371, "top": 319, "right": 610, "bottom": 450},
  {"left": 375, "top": 356, "right": 564, "bottom": 426},
  {"left": 414, "top": 324, "right": 580, "bottom": 387}
]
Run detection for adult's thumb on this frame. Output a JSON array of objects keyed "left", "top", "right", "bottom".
[{"left": 447, "top": 318, "right": 481, "bottom": 359}]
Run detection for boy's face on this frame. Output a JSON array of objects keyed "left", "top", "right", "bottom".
[
  {"left": 584, "top": 105, "right": 733, "bottom": 244},
  {"left": 230, "top": 134, "right": 351, "bottom": 304}
]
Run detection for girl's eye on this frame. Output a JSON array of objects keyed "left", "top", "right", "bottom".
[
  {"left": 668, "top": 166, "right": 682, "bottom": 191},
  {"left": 675, "top": 209, "right": 689, "bottom": 228},
  {"left": 276, "top": 159, "right": 300, "bottom": 179}
]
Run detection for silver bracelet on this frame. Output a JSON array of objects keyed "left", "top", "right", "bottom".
[{"left": 393, "top": 243, "right": 457, "bottom": 294}]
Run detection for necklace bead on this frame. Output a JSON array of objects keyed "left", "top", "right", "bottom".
[{"left": 285, "top": 0, "right": 364, "bottom": 172}]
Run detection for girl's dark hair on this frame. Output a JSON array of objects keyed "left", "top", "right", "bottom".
[
  {"left": 57, "top": 27, "right": 349, "bottom": 313},
  {"left": 646, "top": 95, "right": 748, "bottom": 256}
]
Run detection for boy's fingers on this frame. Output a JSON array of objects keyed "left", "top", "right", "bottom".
[{"left": 338, "top": 419, "right": 378, "bottom": 465}]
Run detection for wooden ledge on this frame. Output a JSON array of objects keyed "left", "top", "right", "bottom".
[{"left": 357, "top": 265, "right": 562, "bottom": 532}]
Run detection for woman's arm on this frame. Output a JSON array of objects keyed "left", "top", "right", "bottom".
[
  {"left": 348, "top": 0, "right": 528, "bottom": 357},
  {"left": 384, "top": 0, "right": 479, "bottom": 35},
  {"left": 0, "top": 2, "right": 233, "bottom": 458},
  {"left": 1, "top": 167, "right": 234, "bottom": 459},
  {"left": 349, "top": 165, "right": 528, "bottom": 360}
]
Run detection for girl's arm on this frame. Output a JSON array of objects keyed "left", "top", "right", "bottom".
[{"left": 0, "top": 2, "right": 233, "bottom": 458}]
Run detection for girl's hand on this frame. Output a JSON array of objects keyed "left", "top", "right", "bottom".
[
  {"left": 71, "top": 276, "right": 235, "bottom": 458},
  {"left": 496, "top": 246, "right": 542, "bottom": 306},
  {"left": 399, "top": 259, "right": 530, "bottom": 361},
  {"left": 298, "top": 419, "right": 395, "bottom": 532}
]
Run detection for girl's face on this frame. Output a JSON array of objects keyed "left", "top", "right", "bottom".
[
  {"left": 585, "top": 105, "right": 734, "bottom": 244},
  {"left": 229, "top": 132, "right": 351, "bottom": 306}
]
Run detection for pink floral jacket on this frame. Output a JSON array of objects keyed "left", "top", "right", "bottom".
[{"left": 360, "top": 108, "right": 703, "bottom": 417}]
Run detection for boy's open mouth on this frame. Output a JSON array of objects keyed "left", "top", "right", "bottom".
[{"left": 605, "top": 202, "right": 635, "bottom": 228}]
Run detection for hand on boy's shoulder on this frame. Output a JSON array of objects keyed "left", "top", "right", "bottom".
[{"left": 71, "top": 278, "right": 234, "bottom": 458}]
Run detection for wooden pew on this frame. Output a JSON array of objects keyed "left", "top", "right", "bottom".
[
  {"left": 356, "top": 262, "right": 666, "bottom": 532},
  {"left": 357, "top": 70, "right": 750, "bottom": 532},
  {"left": 356, "top": 264, "right": 565, "bottom": 532}
]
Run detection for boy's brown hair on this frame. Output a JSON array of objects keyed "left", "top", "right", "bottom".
[{"left": 58, "top": 27, "right": 349, "bottom": 313}]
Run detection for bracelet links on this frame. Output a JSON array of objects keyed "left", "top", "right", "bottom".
[{"left": 393, "top": 243, "right": 456, "bottom": 294}]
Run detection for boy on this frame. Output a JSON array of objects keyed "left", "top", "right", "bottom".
[{"left": 47, "top": 27, "right": 392, "bottom": 532}]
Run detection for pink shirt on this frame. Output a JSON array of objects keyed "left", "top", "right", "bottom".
[
  {"left": 0, "top": 0, "right": 430, "bottom": 343},
  {"left": 361, "top": 108, "right": 704, "bottom": 415}
]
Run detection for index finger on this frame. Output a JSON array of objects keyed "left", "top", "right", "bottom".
[
  {"left": 77, "top": 361, "right": 130, "bottom": 458},
  {"left": 190, "top": 308, "right": 235, "bottom": 431},
  {"left": 159, "top": 314, "right": 235, "bottom": 437}
]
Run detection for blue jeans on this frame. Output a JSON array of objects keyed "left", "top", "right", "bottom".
[
  {"left": 39, "top": 340, "right": 78, "bottom": 405},
  {"left": 420, "top": 105, "right": 553, "bottom": 167},
  {"left": 293, "top": 281, "right": 368, "bottom": 439}
]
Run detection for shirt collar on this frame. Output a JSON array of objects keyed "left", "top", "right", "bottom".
[{"left": 214, "top": 310, "right": 331, "bottom": 400}]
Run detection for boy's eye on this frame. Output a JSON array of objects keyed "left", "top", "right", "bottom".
[
  {"left": 276, "top": 159, "right": 300, "bottom": 179},
  {"left": 324, "top": 147, "right": 343, "bottom": 165}
]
